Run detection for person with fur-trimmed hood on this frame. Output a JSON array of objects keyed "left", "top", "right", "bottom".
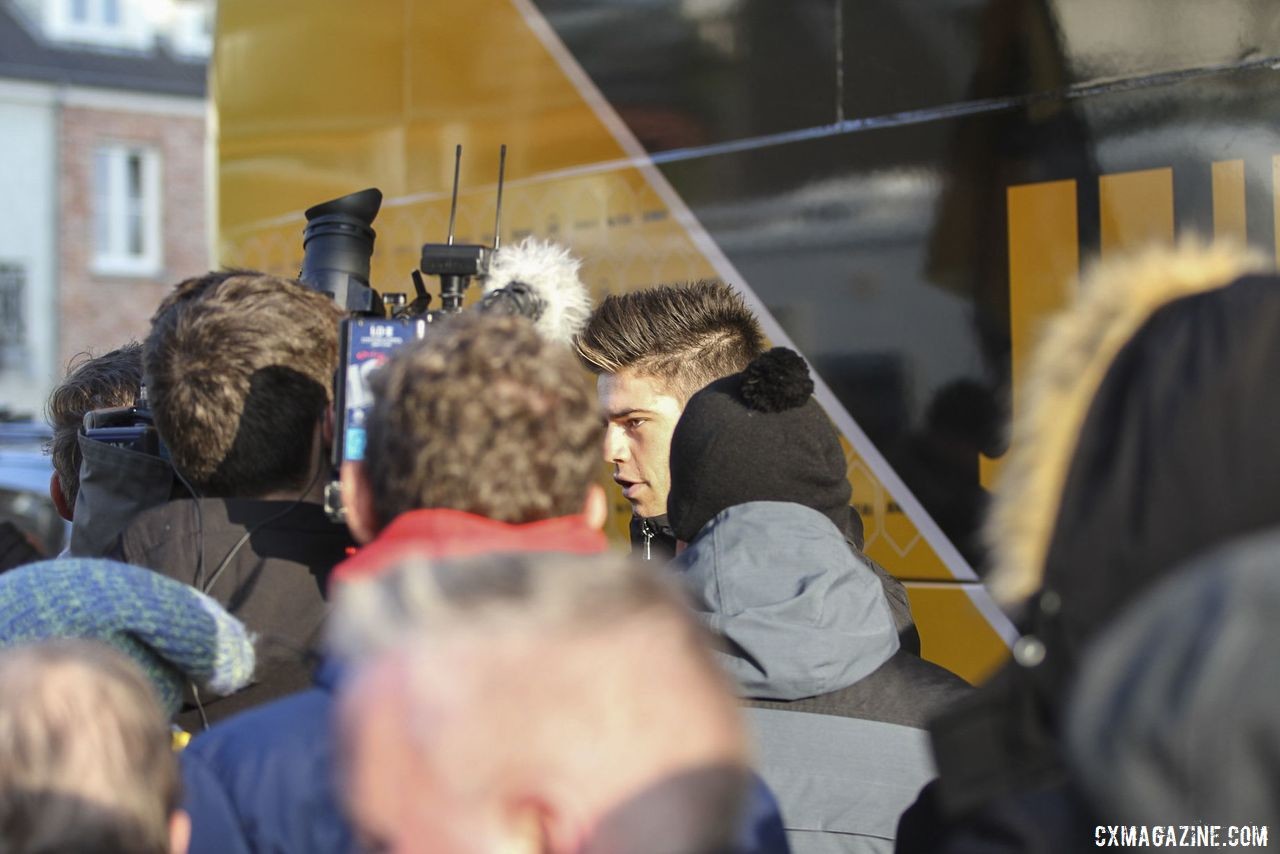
[
  {"left": 896, "top": 241, "right": 1280, "bottom": 852},
  {"left": 668, "top": 347, "right": 971, "bottom": 853},
  {"left": 1067, "top": 527, "right": 1280, "bottom": 834}
]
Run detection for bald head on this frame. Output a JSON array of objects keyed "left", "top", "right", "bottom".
[{"left": 334, "top": 553, "right": 750, "bottom": 854}]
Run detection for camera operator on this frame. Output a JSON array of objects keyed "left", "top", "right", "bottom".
[{"left": 118, "top": 270, "right": 357, "bottom": 730}]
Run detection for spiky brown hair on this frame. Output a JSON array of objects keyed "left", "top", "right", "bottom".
[{"left": 573, "top": 280, "right": 765, "bottom": 402}]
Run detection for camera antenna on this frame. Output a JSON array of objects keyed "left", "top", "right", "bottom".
[
  {"left": 418, "top": 142, "right": 492, "bottom": 315},
  {"left": 446, "top": 143, "right": 462, "bottom": 246},
  {"left": 492, "top": 144, "right": 507, "bottom": 251}
]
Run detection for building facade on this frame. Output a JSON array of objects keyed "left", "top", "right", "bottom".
[{"left": 0, "top": 0, "right": 211, "bottom": 418}]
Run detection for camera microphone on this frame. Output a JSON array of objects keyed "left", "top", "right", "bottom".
[{"left": 479, "top": 238, "right": 592, "bottom": 346}]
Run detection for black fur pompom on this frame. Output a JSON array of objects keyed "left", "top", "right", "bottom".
[{"left": 740, "top": 347, "right": 813, "bottom": 413}]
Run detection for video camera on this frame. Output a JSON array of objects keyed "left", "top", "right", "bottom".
[
  {"left": 79, "top": 146, "right": 580, "bottom": 524},
  {"left": 298, "top": 145, "right": 576, "bottom": 520},
  {"left": 81, "top": 387, "right": 165, "bottom": 458}
]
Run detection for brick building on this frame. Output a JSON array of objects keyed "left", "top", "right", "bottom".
[{"left": 0, "top": 0, "right": 212, "bottom": 417}]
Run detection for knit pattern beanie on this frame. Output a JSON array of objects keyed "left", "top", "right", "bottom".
[
  {"left": 0, "top": 558, "right": 256, "bottom": 715},
  {"left": 667, "top": 347, "right": 851, "bottom": 543}
]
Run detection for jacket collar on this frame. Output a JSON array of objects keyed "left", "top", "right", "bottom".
[{"left": 630, "top": 514, "right": 676, "bottom": 561}]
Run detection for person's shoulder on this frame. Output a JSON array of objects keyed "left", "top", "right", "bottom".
[
  {"left": 118, "top": 499, "right": 203, "bottom": 580},
  {"left": 222, "top": 499, "right": 356, "bottom": 550},
  {"left": 893, "top": 649, "right": 973, "bottom": 694},
  {"left": 186, "top": 685, "right": 334, "bottom": 769},
  {"left": 864, "top": 649, "right": 973, "bottom": 725},
  {"left": 182, "top": 685, "right": 351, "bottom": 853},
  {"left": 181, "top": 747, "right": 253, "bottom": 854},
  {"left": 749, "top": 649, "right": 972, "bottom": 731}
]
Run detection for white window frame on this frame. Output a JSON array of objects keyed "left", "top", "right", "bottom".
[
  {"left": 168, "top": 2, "right": 213, "bottom": 60},
  {"left": 91, "top": 144, "right": 163, "bottom": 278},
  {"left": 47, "top": 0, "right": 150, "bottom": 51}
]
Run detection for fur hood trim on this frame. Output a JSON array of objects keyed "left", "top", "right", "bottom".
[{"left": 986, "top": 240, "right": 1271, "bottom": 606}]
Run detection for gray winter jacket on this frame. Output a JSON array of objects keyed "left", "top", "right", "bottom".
[{"left": 678, "top": 502, "right": 967, "bottom": 854}]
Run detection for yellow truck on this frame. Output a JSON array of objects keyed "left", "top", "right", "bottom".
[{"left": 214, "top": 0, "right": 1280, "bottom": 683}]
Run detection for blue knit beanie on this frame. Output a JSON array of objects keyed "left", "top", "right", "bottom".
[{"left": 0, "top": 558, "right": 256, "bottom": 715}]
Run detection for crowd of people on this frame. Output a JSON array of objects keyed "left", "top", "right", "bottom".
[{"left": 0, "top": 237, "right": 1274, "bottom": 853}]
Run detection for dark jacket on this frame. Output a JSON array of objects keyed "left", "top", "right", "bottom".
[
  {"left": 678, "top": 502, "right": 970, "bottom": 853},
  {"left": 182, "top": 508, "right": 792, "bottom": 854},
  {"left": 71, "top": 433, "right": 179, "bottom": 557},
  {"left": 899, "top": 249, "right": 1280, "bottom": 851},
  {"left": 1067, "top": 528, "right": 1280, "bottom": 830},
  {"left": 630, "top": 513, "right": 677, "bottom": 561},
  {"left": 182, "top": 663, "right": 347, "bottom": 854},
  {"left": 118, "top": 497, "right": 355, "bottom": 730}
]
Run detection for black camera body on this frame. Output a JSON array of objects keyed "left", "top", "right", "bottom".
[
  {"left": 300, "top": 190, "right": 499, "bottom": 476},
  {"left": 298, "top": 148, "right": 516, "bottom": 521}
]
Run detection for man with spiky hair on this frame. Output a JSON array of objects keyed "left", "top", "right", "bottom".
[
  {"left": 574, "top": 280, "right": 767, "bottom": 561},
  {"left": 576, "top": 280, "right": 920, "bottom": 653},
  {"left": 119, "top": 270, "right": 356, "bottom": 730}
]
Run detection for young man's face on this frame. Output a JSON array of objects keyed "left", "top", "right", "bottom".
[{"left": 598, "top": 369, "right": 685, "bottom": 520}]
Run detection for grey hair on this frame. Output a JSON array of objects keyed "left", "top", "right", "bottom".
[
  {"left": 0, "top": 640, "right": 179, "bottom": 854},
  {"left": 328, "top": 551, "right": 693, "bottom": 662},
  {"left": 330, "top": 553, "right": 750, "bottom": 854}
]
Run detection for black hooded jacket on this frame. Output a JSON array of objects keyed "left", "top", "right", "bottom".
[
  {"left": 898, "top": 248, "right": 1280, "bottom": 852},
  {"left": 119, "top": 497, "right": 355, "bottom": 731}
]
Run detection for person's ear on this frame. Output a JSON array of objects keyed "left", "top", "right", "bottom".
[
  {"left": 168, "top": 809, "right": 191, "bottom": 854},
  {"left": 504, "top": 795, "right": 564, "bottom": 854},
  {"left": 582, "top": 483, "right": 608, "bottom": 531},
  {"left": 49, "top": 473, "right": 72, "bottom": 522},
  {"left": 340, "top": 461, "right": 378, "bottom": 544},
  {"left": 322, "top": 403, "right": 335, "bottom": 449}
]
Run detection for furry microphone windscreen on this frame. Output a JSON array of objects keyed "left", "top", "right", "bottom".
[{"left": 482, "top": 238, "right": 593, "bottom": 346}]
